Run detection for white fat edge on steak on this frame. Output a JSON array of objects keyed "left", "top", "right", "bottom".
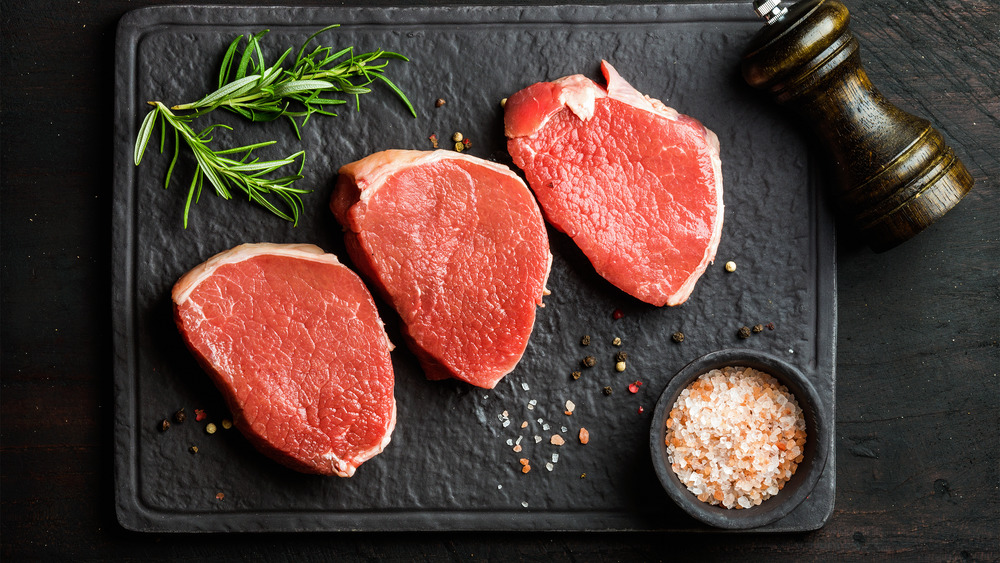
[{"left": 341, "top": 150, "right": 553, "bottom": 303}]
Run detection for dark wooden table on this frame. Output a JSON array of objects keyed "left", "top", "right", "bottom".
[{"left": 3, "top": 0, "right": 997, "bottom": 559}]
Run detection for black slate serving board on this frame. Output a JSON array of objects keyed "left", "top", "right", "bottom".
[{"left": 113, "top": 3, "right": 836, "bottom": 532}]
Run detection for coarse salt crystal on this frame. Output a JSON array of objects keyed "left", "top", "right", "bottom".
[
  {"left": 552, "top": 453, "right": 559, "bottom": 463},
  {"left": 521, "top": 382, "right": 530, "bottom": 391},
  {"left": 542, "top": 423, "right": 550, "bottom": 431},
  {"left": 521, "top": 501, "right": 528, "bottom": 508},
  {"left": 561, "top": 426, "right": 568, "bottom": 433},
  {"left": 502, "top": 419, "right": 510, "bottom": 427},
  {"left": 565, "top": 400, "right": 575, "bottom": 412},
  {"left": 534, "top": 436, "right": 542, "bottom": 443},
  {"left": 498, "top": 484, "right": 502, "bottom": 489},
  {"left": 545, "top": 462, "right": 554, "bottom": 472},
  {"left": 506, "top": 438, "right": 514, "bottom": 446}
]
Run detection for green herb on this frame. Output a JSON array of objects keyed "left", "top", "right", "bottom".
[
  {"left": 134, "top": 25, "right": 415, "bottom": 227},
  {"left": 134, "top": 102, "right": 308, "bottom": 228},
  {"left": 172, "top": 25, "right": 417, "bottom": 135}
]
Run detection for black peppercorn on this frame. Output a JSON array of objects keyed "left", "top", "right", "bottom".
[
  {"left": 582, "top": 355, "right": 597, "bottom": 368},
  {"left": 581, "top": 335, "right": 591, "bottom": 346},
  {"left": 174, "top": 408, "right": 186, "bottom": 423},
  {"left": 571, "top": 370, "right": 582, "bottom": 380},
  {"left": 738, "top": 326, "right": 752, "bottom": 339},
  {"left": 672, "top": 331, "right": 685, "bottom": 343},
  {"left": 159, "top": 419, "right": 171, "bottom": 432},
  {"left": 602, "top": 386, "right": 613, "bottom": 396},
  {"left": 615, "top": 351, "right": 627, "bottom": 363}
]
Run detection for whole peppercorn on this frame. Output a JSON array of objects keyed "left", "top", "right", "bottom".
[
  {"left": 671, "top": 331, "right": 685, "bottom": 343},
  {"left": 738, "top": 326, "right": 752, "bottom": 339},
  {"left": 435, "top": 98, "right": 446, "bottom": 107},
  {"left": 582, "top": 355, "right": 597, "bottom": 368},
  {"left": 571, "top": 370, "right": 582, "bottom": 380},
  {"left": 612, "top": 337, "right": 622, "bottom": 347},
  {"left": 159, "top": 419, "right": 171, "bottom": 432},
  {"left": 752, "top": 324, "right": 764, "bottom": 334},
  {"left": 725, "top": 261, "right": 737, "bottom": 272},
  {"left": 581, "top": 335, "right": 591, "bottom": 346},
  {"left": 174, "top": 408, "right": 187, "bottom": 423},
  {"left": 602, "top": 386, "right": 614, "bottom": 396},
  {"left": 615, "top": 351, "right": 627, "bottom": 363},
  {"left": 615, "top": 361, "right": 626, "bottom": 372},
  {"left": 189, "top": 445, "right": 199, "bottom": 454}
]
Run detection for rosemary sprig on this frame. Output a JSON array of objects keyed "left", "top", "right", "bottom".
[
  {"left": 133, "top": 25, "right": 415, "bottom": 227},
  {"left": 172, "top": 25, "right": 417, "bottom": 137},
  {"left": 134, "top": 102, "right": 308, "bottom": 228}
]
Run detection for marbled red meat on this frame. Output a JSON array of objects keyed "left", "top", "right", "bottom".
[
  {"left": 505, "top": 61, "right": 723, "bottom": 306},
  {"left": 172, "top": 243, "right": 395, "bottom": 477},
  {"left": 331, "top": 150, "right": 551, "bottom": 389}
]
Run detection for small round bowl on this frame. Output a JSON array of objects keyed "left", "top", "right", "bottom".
[{"left": 649, "top": 349, "right": 831, "bottom": 529}]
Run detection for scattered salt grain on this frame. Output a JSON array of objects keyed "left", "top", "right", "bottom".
[
  {"left": 502, "top": 419, "right": 511, "bottom": 428},
  {"left": 565, "top": 400, "right": 576, "bottom": 413},
  {"left": 534, "top": 435, "right": 542, "bottom": 443},
  {"left": 506, "top": 438, "right": 514, "bottom": 446},
  {"left": 521, "top": 382, "right": 530, "bottom": 391},
  {"left": 521, "top": 501, "right": 529, "bottom": 508},
  {"left": 498, "top": 484, "right": 503, "bottom": 490},
  {"left": 542, "top": 423, "right": 550, "bottom": 431},
  {"left": 552, "top": 453, "right": 559, "bottom": 463},
  {"left": 546, "top": 462, "right": 554, "bottom": 472},
  {"left": 550, "top": 434, "right": 566, "bottom": 446},
  {"left": 665, "top": 366, "right": 806, "bottom": 509},
  {"left": 561, "top": 426, "right": 568, "bottom": 433}
]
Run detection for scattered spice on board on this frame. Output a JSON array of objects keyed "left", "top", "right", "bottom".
[
  {"left": 665, "top": 366, "right": 806, "bottom": 509},
  {"left": 637, "top": 406, "right": 645, "bottom": 414},
  {"left": 159, "top": 419, "right": 171, "bottom": 432},
  {"left": 612, "top": 309, "right": 624, "bottom": 320},
  {"left": 454, "top": 141, "right": 464, "bottom": 152},
  {"left": 463, "top": 138, "right": 472, "bottom": 149},
  {"left": 452, "top": 132, "right": 464, "bottom": 142},
  {"left": 513, "top": 444, "right": 522, "bottom": 453},
  {"left": 565, "top": 400, "right": 576, "bottom": 414},
  {"left": 612, "top": 337, "right": 622, "bottom": 347},
  {"left": 628, "top": 380, "right": 643, "bottom": 394},
  {"left": 615, "top": 361, "right": 626, "bottom": 372},
  {"left": 571, "top": 370, "right": 582, "bottom": 380},
  {"left": 581, "top": 335, "right": 591, "bottom": 346},
  {"left": 581, "top": 356, "right": 597, "bottom": 368},
  {"left": 725, "top": 261, "right": 737, "bottom": 272},
  {"left": 215, "top": 492, "right": 225, "bottom": 501},
  {"left": 579, "top": 427, "right": 590, "bottom": 444},
  {"left": 672, "top": 331, "right": 685, "bottom": 343},
  {"left": 753, "top": 324, "right": 764, "bottom": 334},
  {"left": 428, "top": 134, "right": 439, "bottom": 148},
  {"left": 435, "top": 98, "right": 446, "bottom": 107},
  {"left": 603, "top": 386, "right": 613, "bottom": 396},
  {"left": 500, "top": 98, "right": 508, "bottom": 108},
  {"left": 738, "top": 326, "right": 752, "bottom": 339},
  {"left": 550, "top": 434, "right": 565, "bottom": 446},
  {"left": 521, "top": 420, "right": 528, "bottom": 429},
  {"left": 615, "top": 351, "right": 628, "bottom": 362},
  {"left": 189, "top": 445, "right": 199, "bottom": 454},
  {"left": 767, "top": 322, "right": 776, "bottom": 331},
  {"left": 221, "top": 419, "right": 233, "bottom": 430},
  {"left": 205, "top": 423, "right": 218, "bottom": 434},
  {"left": 194, "top": 409, "right": 207, "bottom": 422},
  {"left": 174, "top": 408, "right": 187, "bottom": 423}
]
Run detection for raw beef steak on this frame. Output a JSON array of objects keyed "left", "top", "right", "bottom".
[
  {"left": 331, "top": 150, "right": 551, "bottom": 389},
  {"left": 172, "top": 243, "right": 395, "bottom": 477},
  {"left": 505, "top": 60, "right": 723, "bottom": 306}
]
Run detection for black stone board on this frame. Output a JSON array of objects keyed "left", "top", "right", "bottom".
[{"left": 113, "top": 3, "right": 836, "bottom": 532}]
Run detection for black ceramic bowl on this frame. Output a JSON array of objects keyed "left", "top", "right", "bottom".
[{"left": 649, "top": 349, "right": 831, "bottom": 529}]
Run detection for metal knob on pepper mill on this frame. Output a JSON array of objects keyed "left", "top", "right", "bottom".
[{"left": 742, "top": 0, "right": 974, "bottom": 252}]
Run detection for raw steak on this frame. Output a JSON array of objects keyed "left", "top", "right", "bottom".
[
  {"left": 172, "top": 243, "right": 395, "bottom": 477},
  {"left": 331, "top": 150, "right": 551, "bottom": 389},
  {"left": 505, "top": 60, "right": 724, "bottom": 306}
]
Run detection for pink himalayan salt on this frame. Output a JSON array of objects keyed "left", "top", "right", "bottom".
[{"left": 665, "top": 366, "right": 806, "bottom": 509}]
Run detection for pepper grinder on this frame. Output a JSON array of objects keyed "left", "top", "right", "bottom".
[{"left": 742, "top": 0, "right": 974, "bottom": 252}]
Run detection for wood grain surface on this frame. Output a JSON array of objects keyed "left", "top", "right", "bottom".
[{"left": 2, "top": 0, "right": 997, "bottom": 560}]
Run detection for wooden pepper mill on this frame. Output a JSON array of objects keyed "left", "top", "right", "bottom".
[{"left": 742, "top": 0, "right": 974, "bottom": 252}]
